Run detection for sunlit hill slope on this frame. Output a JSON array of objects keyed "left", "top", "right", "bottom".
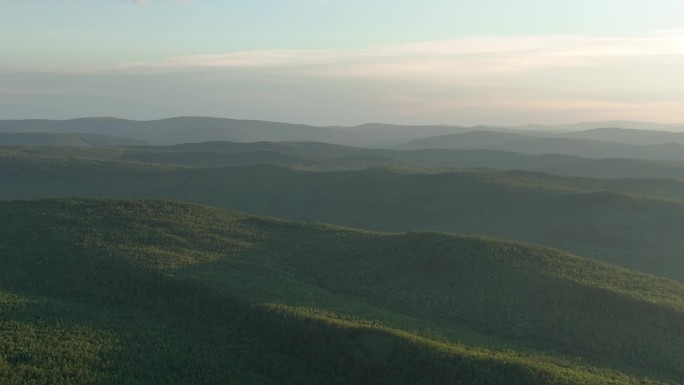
[{"left": 1, "top": 199, "right": 684, "bottom": 384}]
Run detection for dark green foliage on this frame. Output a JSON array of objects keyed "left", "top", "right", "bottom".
[
  {"left": 397, "top": 130, "right": 684, "bottom": 161},
  {"left": 10, "top": 139, "right": 684, "bottom": 180},
  {"left": 3, "top": 151, "right": 684, "bottom": 281},
  {"left": 1, "top": 199, "right": 684, "bottom": 384},
  {"left": 0, "top": 133, "right": 146, "bottom": 147}
]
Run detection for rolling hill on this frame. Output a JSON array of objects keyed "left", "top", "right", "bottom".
[
  {"left": 512, "top": 120, "right": 684, "bottom": 133},
  {"left": 397, "top": 131, "right": 684, "bottom": 161},
  {"left": 396, "top": 131, "right": 537, "bottom": 150},
  {"left": 10, "top": 139, "right": 684, "bottom": 181},
  {"left": 0, "top": 132, "right": 146, "bottom": 147},
  {"left": 1, "top": 198, "right": 684, "bottom": 384},
  {"left": 3, "top": 152, "right": 684, "bottom": 281},
  {"left": 0, "top": 118, "right": 469, "bottom": 147},
  {"left": 139, "top": 142, "right": 684, "bottom": 181},
  {"left": 0, "top": 117, "right": 351, "bottom": 146},
  {"left": 4, "top": 117, "right": 683, "bottom": 149},
  {"left": 556, "top": 127, "right": 684, "bottom": 145}
]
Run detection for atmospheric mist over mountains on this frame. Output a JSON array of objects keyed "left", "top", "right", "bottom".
[
  {"left": 4, "top": 1, "right": 684, "bottom": 384},
  {"left": 2, "top": 116, "right": 684, "bottom": 147}
]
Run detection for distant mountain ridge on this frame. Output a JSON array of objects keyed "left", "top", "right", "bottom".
[
  {"left": 512, "top": 120, "right": 684, "bottom": 132},
  {"left": 2, "top": 117, "right": 683, "bottom": 148},
  {"left": 556, "top": 127, "right": 684, "bottom": 145},
  {"left": 0, "top": 117, "right": 469, "bottom": 147},
  {"left": 397, "top": 130, "right": 684, "bottom": 161}
]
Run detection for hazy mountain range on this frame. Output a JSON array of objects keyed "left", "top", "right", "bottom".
[
  {"left": 7, "top": 138, "right": 684, "bottom": 181},
  {"left": 0, "top": 117, "right": 466, "bottom": 147},
  {"left": 2, "top": 117, "right": 684, "bottom": 151},
  {"left": 398, "top": 130, "right": 684, "bottom": 161},
  {"left": 5, "top": 146, "right": 684, "bottom": 281}
]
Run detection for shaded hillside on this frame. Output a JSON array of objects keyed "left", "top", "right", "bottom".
[
  {"left": 10, "top": 141, "right": 684, "bottom": 181},
  {"left": 141, "top": 142, "right": 684, "bottom": 181},
  {"left": 398, "top": 131, "right": 684, "bottom": 161},
  {"left": 396, "top": 131, "right": 536, "bottom": 150},
  {"left": 127, "top": 150, "right": 411, "bottom": 171},
  {"left": 502, "top": 139, "right": 684, "bottom": 161},
  {"left": 3, "top": 155, "right": 684, "bottom": 281},
  {"left": 1, "top": 199, "right": 684, "bottom": 384},
  {"left": 330, "top": 123, "right": 470, "bottom": 147},
  {"left": 0, "top": 132, "right": 146, "bottom": 146},
  {"left": 542, "top": 157, "right": 684, "bottom": 181},
  {"left": 393, "top": 149, "right": 684, "bottom": 181},
  {"left": 557, "top": 127, "right": 684, "bottom": 145},
  {"left": 127, "top": 141, "right": 410, "bottom": 170},
  {"left": 0, "top": 144, "right": 416, "bottom": 173},
  {"left": 168, "top": 166, "right": 684, "bottom": 281}
]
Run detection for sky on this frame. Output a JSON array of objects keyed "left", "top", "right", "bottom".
[{"left": 1, "top": 0, "right": 684, "bottom": 126}]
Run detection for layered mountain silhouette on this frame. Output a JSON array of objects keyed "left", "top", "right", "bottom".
[{"left": 3, "top": 116, "right": 684, "bottom": 385}]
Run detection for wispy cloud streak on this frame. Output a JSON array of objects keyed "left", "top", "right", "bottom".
[
  {"left": 6, "top": 30, "right": 684, "bottom": 125},
  {"left": 120, "top": 30, "right": 684, "bottom": 77}
]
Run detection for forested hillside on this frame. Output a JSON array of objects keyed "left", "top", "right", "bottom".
[
  {"left": 0, "top": 133, "right": 145, "bottom": 147},
  {"left": 1, "top": 199, "right": 684, "bottom": 384},
  {"left": 3, "top": 151, "right": 684, "bottom": 281},
  {"left": 8, "top": 141, "right": 684, "bottom": 181}
]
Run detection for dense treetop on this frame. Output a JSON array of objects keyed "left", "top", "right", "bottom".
[{"left": 1, "top": 198, "right": 684, "bottom": 384}]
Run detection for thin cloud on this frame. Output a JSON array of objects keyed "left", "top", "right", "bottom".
[
  {"left": 119, "top": 30, "right": 684, "bottom": 76},
  {"left": 7, "top": 30, "right": 684, "bottom": 125},
  {"left": 108, "top": 30, "right": 684, "bottom": 124}
]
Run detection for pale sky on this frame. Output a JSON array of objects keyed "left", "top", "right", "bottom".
[{"left": 1, "top": 0, "right": 684, "bottom": 125}]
